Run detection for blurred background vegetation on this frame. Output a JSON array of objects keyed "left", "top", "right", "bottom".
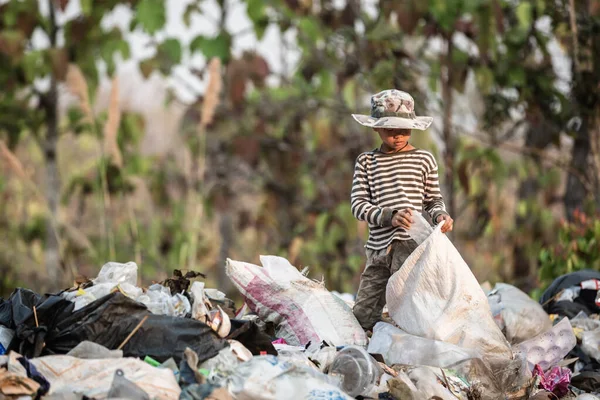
[{"left": 0, "top": 0, "right": 599, "bottom": 298}]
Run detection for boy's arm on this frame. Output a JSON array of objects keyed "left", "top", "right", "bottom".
[
  {"left": 351, "top": 156, "right": 396, "bottom": 227},
  {"left": 423, "top": 157, "right": 449, "bottom": 222}
]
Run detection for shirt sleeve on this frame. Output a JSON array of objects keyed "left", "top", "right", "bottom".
[
  {"left": 423, "top": 156, "right": 449, "bottom": 222},
  {"left": 350, "top": 155, "right": 395, "bottom": 227}
]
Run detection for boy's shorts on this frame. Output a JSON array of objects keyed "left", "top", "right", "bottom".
[{"left": 352, "top": 239, "right": 418, "bottom": 330}]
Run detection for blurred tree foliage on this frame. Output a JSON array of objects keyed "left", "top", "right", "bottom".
[
  {"left": 539, "top": 209, "right": 600, "bottom": 289},
  {"left": 0, "top": 0, "right": 599, "bottom": 297}
]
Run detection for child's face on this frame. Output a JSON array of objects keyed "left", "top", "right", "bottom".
[{"left": 375, "top": 128, "right": 412, "bottom": 150}]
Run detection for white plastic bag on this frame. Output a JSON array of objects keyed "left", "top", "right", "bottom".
[
  {"left": 226, "top": 355, "right": 351, "bottom": 400},
  {"left": 94, "top": 261, "right": 139, "bottom": 286},
  {"left": 190, "top": 281, "right": 210, "bottom": 321},
  {"left": 581, "top": 328, "right": 600, "bottom": 362},
  {"left": 367, "top": 322, "right": 480, "bottom": 368},
  {"left": 487, "top": 283, "right": 552, "bottom": 344},
  {"left": 226, "top": 256, "right": 367, "bottom": 347},
  {"left": 137, "top": 284, "right": 175, "bottom": 315},
  {"left": 387, "top": 367, "right": 460, "bottom": 400}
]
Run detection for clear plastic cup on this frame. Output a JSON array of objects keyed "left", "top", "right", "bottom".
[{"left": 328, "top": 345, "right": 382, "bottom": 397}]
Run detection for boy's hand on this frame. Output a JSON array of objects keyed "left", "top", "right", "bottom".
[
  {"left": 392, "top": 209, "right": 414, "bottom": 229},
  {"left": 436, "top": 214, "right": 454, "bottom": 233}
]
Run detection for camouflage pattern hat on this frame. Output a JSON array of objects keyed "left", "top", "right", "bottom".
[{"left": 352, "top": 89, "right": 433, "bottom": 131}]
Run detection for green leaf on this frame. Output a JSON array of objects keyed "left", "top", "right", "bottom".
[
  {"left": 475, "top": 66, "right": 494, "bottom": 94},
  {"left": 516, "top": 2, "right": 532, "bottom": 30},
  {"left": 22, "top": 50, "right": 45, "bottom": 82},
  {"left": 80, "top": 0, "right": 92, "bottom": 16},
  {"left": 247, "top": 0, "right": 266, "bottom": 24},
  {"left": 247, "top": 0, "right": 269, "bottom": 41},
  {"left": 183, "top": 3, "right": 200, "bottom": 27},
  {"left": 366, "top": 16, "right": 399, "bottom": 41},
  {"left": 190, "top": 33, "right": 231, "bottom": 61},
  {"left": 298, "top": 17, "right": 320, "bottom": 43},
  {"left": 342, "top": 79, "right": 357, "bottom": 109},
  {"left": 507, "top": 67, "right": 526, "bottom": 87},
  {"left": 136, "top": 0, "right": 166, "bottom": 34},
  {"left": 158, "top": 38, "right": 182, "bottom": 64},
  {"left": 316, "top": 70, "right": 335, "bottom": 98},
  {"left": 428, "top": 60, "right": 441, "bottom": 92}
]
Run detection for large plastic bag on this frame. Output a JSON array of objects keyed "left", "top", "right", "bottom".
[
  {"left": 225, "top": 355, "right": 351, "bottom": 400},
  {"left": 386, "top": 215, "right": 523, "bottom": 397},
  {"left": 487, "top": 283, "right": 552, "bottom": 344},
  {"left": 226, "top": 256, "right": 367, "bottom": 347},
  {"left": 387, "top": 217, "right": 512, "bottom": 364},
  {"left": 30, "top": 355, "right": 180, "bottom": 399}
]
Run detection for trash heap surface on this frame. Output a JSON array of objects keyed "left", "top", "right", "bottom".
[{"left": 0, "top": 216, "right": 599, "bottom": 399}]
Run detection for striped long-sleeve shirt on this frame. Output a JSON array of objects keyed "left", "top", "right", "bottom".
[{"left": 351, "top": 148, "right": 448, "bottom": 250}]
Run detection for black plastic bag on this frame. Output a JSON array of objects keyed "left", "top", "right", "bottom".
[
  {"left": 0, "top": 288, "right": 74, "bottom": 357},
  {"left": 540, "top": 270, "right": 600, "bottom": 315},
  {"left": 226, "top": 319, "right": 276, "bottom": 356},
  {"left": 47, "top": 293, "right": 226, "bottom": 364}
]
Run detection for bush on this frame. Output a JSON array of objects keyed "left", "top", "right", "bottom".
[{"left": 539, "top": 209, "right": 600, "bottom": 288}]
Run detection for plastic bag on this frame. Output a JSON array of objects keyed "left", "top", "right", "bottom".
[
  {"left": 387, "top": 216, "right": 515, "bottom": 390},
  {"left": 226, "top": 256, "right": 367, "bottom": 347},
  {"left": 94, "top": 261, "right": 138, "bottom": 286},
  {"left": 66, "top": 341, "right": 123, "bottom": 359},
  {"left": 225, "top": 355, "right": 351, "bottom": 400},
  {"left": 387, "top": 367, "right": 462, "bottom": 400},
  {"left": 367, "top": 322, "right": 481, "bottom": 368},
  {"left": 191, "top": 281, "right": 210, "bottom": 321},
  {"left": 0, "top": 326, "right": 15, "bottom": 355},
  {"left": 533, "top": 364, "right": 571, "bottom": 397},
  {"left": 487, "top": 283, "right": 552, "bottom": 344},
  {"left": 47, "top": 293, "right": 226, "bottom": 364},
  {"left": 30, "top": 355, "right": 180, "bottom": 399},
  {"left": 581, "top": 329, "right": 600, "bottom": 362}
]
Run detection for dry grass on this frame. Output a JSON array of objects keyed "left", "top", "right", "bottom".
[
  {"left": 200, "top": 58, "right": 222, "bottom": 130},
  {"left": 65, "top": 64, "right": 94, "bottom": 124},
  {"left": 103, "top": 77, "right": 123, "bottom": 167},
  {"left": 0, "top": 141, "right": 28, "bottom": 180}
]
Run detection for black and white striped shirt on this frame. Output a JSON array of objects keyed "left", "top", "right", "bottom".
[{"left": 351, "top": 148, "right": 448, "bottom": 250}]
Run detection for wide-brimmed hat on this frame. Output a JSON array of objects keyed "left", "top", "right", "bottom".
[{"left": 352, "top": 89, "right": 433, "bottom": 131}]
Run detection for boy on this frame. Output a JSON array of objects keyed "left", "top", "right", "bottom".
[{"left": 350, "top": 89, "right": 454, "bottom": 330}]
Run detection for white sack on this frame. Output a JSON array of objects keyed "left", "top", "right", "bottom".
[
  {"left": 226, "top": 256, "right": 367, "bottom": 347},
  {"left": 387, "top": 216, "right": 522, "bottom": 396},
  {"left": 387, "top": 218, "right": 512, "bottom": 362}
]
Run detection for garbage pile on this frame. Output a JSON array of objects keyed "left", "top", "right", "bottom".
[{"left": 0, "top": 216, "right": 598, "bottom": 399}]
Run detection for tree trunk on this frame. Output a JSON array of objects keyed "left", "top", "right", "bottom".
[
  {"left": 564, "top": 121, "right": 590, "bottom": 218},
  {"left": 441, "top": 34, "right": 456, "bottom": 222},
  {"left": 43, "top": 0, "right": 62, "bottom": 290},
  {"left": 512, "top": 118, "right": 552, "bottom": 289},
  {"left": 44, "top": 73, "right": 61, "bottom": 290},
  {"left": 564, "top": 0, "right": 600, "bottom": 218}
]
